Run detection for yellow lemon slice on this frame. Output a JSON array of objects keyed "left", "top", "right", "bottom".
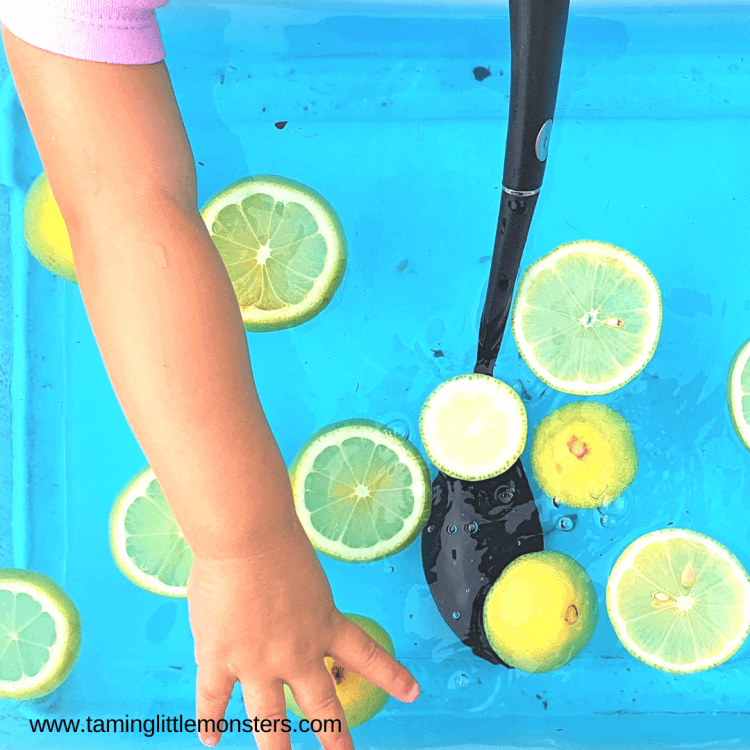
[{"left": 606, "top": 528, "right": 750, "bottom": 674}]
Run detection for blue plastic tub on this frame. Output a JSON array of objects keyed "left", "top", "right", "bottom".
[{"left": 1, "top": 1, "right": 749, "bottom": 747}]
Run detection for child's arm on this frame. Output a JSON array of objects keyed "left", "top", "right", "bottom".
[{"left": 2, "top": 25, "right": 419, "bottom": 749}]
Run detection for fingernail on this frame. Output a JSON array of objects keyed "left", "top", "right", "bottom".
[
  {"left": 406, "top": 683, "right": 420, "bottom": 702},
  {"left": 203, "top": 737, "right": 217, "bottom": 747}
]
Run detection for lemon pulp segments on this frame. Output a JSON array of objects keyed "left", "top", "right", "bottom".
[
  {"left": 727, "top": 339, "right": 750, "bottom": 451},
  {"left": 512, "top": 241, "right": 662, "bottom": 395},
  {"left": 109, "top": 468, "right": 193, "bottom": 598},
  {"left": 200, "top": 175, "right": 347, "bottom": 331},
  {"left": 419, "top": 373, "right": 527, "bottom": 481},
  {"left": 606, "top": 528, "right": 750, "bottom": 674},
  {"left": 290, "top": 420, "right": 431, "bottom": 562},
  {"left": 0, "top": 569, "right": 81, "bottom": 699}
]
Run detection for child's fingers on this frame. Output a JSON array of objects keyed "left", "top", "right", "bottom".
[
  {"left": 238, "top": 678, "right": 292, "bottom": 750},
  {"left": 328, "top": 618, "right": 420, "bottom": 704},
  {"left": 284, "top": 666, "right": 354, "bottom": 750},
  {"left": 195, "top": 666, "right": 235, "bottom": 747}
]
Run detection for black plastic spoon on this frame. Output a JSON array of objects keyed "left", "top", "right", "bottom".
[{"left": 421, "top": 0, "right": 571, "bottom": 665}]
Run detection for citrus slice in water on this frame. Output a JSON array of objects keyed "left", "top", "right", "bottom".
[
  {"left": 200, "top": 175, "right": 347, "bottom": 332},
  {"left": 290, "top": 419, "right": 431, "bottom": 562},
  {"left": 419, "top": 373, "right": 527, "bottom": 481},
  {"left": 23, "top": 171, "right": 77, "bottom": 283},
  {"left": 109, "top": 467, "right": 193, "bottom": 598},
  {"left": 0, "top": 569, "right": 82, "bottom": 699},
  {"left": 606, "top": 528, "right": 750, "bottom": 674},
  {"left": 727, "top": 339, "right": 750, "bottom": 451},
  {"left": 512, "top": 241, "right": 662, "bottom": 395},
  {"left": 531, "top": 401, "right": 638, "bottom": 509}
]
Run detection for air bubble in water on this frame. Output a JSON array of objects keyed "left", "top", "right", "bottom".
[
  {"left": 600, "top": 515, "right": 616, "bottom": 529},
  {"left": 447, "top": 524, "right": 457, "bottom": 534},
  {"left": 385, "top": 418, "right": 410, "bottom": 441},
  {"left": 588, "top": 482, "right": 609, "bottom": 502},
  {"left": 452, "top": 611, "right": 461, "bottom": 620},
  {"left": 559, "top": 516, "right": 575, "bottom": 532}
]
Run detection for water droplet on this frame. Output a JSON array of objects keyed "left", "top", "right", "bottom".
[
  {"left": 599, "top": 514, "right": 616, "bottom": 529},
  {"left": 447, "top": 524, "right": 458, "bottom": 534},
  {"left": 465, "top": 588, "right": 470, "bottom": 593},
  {"left": 427, "top": 525, "right": 435, "bottom": 533},
  {"left": 588, "top": 482, "right": 609, "bottom": 501},
  {"left": 385, "top": 565, "right": 395, "bottom": 573},
  {"left": 385, "top": 418, "right": 410, "bottom": 441},
  {"left": 452, "top": 611, "right": 461, "bottom": 620},
  {"left": 559, "top": 516, "right": 575, "bottom": 532},
  {"left": 455, "top": 672, "right": 469, "bottom": 688},
  {"left": 465, "top": 521, "right": 478, "bottom": 533},
  {"left": 552, "top": 497, "right": 561, "bottom": 508}
]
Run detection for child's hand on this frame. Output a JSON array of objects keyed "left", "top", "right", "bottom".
[{"left": 187, "top": 519, "right": 420, "bottom": 749}]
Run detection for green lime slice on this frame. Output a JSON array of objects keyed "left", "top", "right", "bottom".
[
  {"left": 419, "top": 373, "right": 527, "bottom": 481},
  {"left": 0, "top": 569, "right": 81, "bottom": 699},
  {"left": 727, "top": 339, "right": 750, "bottom": 451},
  {"left": 512, "top": 240, "right": 662, "bottom": 395},
  {"left": 290, "top": 419, "right": 431, "bottom": 562},
  {"left": 606, "top": 528, "right": 750, "bottom": 674},
  {"left": 200, "top": 175, "right": 347, "bottom": 332},
  {"left": 109, "top": 467, "right": 193, "bottom": 598}
]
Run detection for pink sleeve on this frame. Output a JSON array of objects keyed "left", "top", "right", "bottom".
[{"left": 0, "top": 0, "right": 170, "bottom": 65}]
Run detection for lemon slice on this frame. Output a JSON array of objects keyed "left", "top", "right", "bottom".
[
  {"left": 512, "top": 241, "right": 662, "bottom": 395},
  {"left": 606, "top": 528, "right": 750, "bottom": 674},
  {"left": 23, "top": 171, "right": 77, "bottom": 283},
  {"left": 727, "top": 339, "right": 750, "bottom": 451},
  {"left": 109, "top": 467, "right": 193, "bottom": 598},
  {"left": 0, "top": 569, "right": 81, "bottom": 699},
  {"left": 200, "top": 175, "right": 347, "bottom": 332},
  {"left": 290, "top": 419, "right": 431, "bottom": 562},
  {"left": 531, "top": 401, "right": 638, "bottom": 509},
  {"left": 419, "top": 373, "right": 527, "bottom": 481}
]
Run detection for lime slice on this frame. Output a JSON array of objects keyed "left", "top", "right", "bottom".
[
  {"left": 290, "top": 419, "right": 431, "bottom": 562},
  {"left": 0, "top": 569, "right": 81, "bottom": 699},
  {"left": 512, "top": 240, "right": 662, "bottom": 395},
  {"left": 419, "top": 373, "right": 527, "bottom": 481},
  {"left": 727, "top": 339, "right": 750, "bottom": 451},
  {"left": 606, "top": 528, "right": 750, "bottom": 674},
  {"left": 23, "top": 171, "right": 78, "bottom": 284},
  {"left": 109, "top": 467, "right": 193, "bottom": 598},
  {"left": 200, "top": 175, "right": 347, "bottom": 332}
]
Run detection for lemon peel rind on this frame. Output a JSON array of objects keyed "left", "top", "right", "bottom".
[
  {"left": 530, "top": 401, "right": 639, "bottom": 509},
  {"left": 482, "top": 550, "right": 599, "bottom": 673}
]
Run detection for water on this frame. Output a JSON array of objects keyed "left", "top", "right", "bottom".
[{"left": 2, "top": 1, "right": 750, "bottom": 748}]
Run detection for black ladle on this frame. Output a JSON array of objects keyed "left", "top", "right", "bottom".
[{"left": 421, "top": 0, "right": 571, "bottom": 665}]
